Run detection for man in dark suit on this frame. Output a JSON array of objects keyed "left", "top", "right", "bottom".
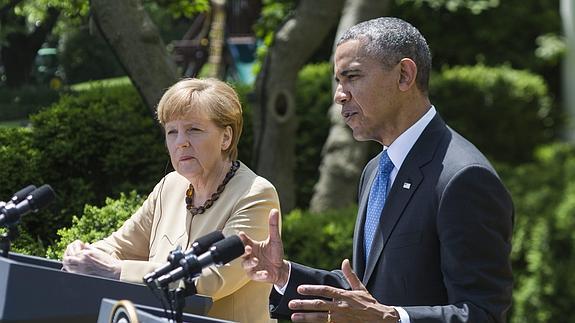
[{"left": 240, "top": 17, "right": 513, "bottom": 323}]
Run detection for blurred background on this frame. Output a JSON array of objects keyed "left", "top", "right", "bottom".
[{"left": 0, "top": 1, "right": 573, "bottom": 321}]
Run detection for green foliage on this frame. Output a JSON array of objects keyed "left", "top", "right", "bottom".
[
  {"left": 46, "top": 191, "right": 145, "bottom": 259},
  {"left": 397, "top": 0, "right": 499, "bottom": 14},
  {"left": 283, "top": 206, "right": 356, "bottom": 270},
  {"left": 60, "top": 26, "right": 125, "bottom": 84},
  {"left": 28, "top": 84, "right": 166, "bottom": 228},
  {"left": 294, "top": 63, "right": 332, "bottom": 208},
  {"left": 234, "top": 82, "right": 255, "bottom": 166},
  {"left": 148, "top": 0, "right": 210, "bottom": 20},
  {"left": 252, "top": 0, "right": 296, "bottom": 73},
  {"left": 0, "top": 85, "right": 62, "bottom": 121},
  {"left": 431, "top": 64, "right": 554, "bottom": 163},
  {"left": 5, "top": 229, "right": 48, "bottom": 257},
  {"left": 0, "top": 127, "right": 43, "bottom": 198},
  {"left": 0, "top": 83, "right": 167, "bottom": 247},
  {"left": 498, "top": 143, "right": 575, "bottom": 322}
]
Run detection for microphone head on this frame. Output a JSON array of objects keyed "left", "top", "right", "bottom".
[
  {"left": 11, "top": 185, "right": 37, "bottom": 204},
  {"left": 210, "top": 235, "right": 245, "bottom": 266},
  {"left": 27, "top": 184, "right": 56, "bottom": 211},
  {"left": 192, "top": 231, "right": 225, "bottom": 255}
]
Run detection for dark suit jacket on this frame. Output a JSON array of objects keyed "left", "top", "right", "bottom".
[{"left": 270, "top": 114, "right": 514, "bottom": 322}]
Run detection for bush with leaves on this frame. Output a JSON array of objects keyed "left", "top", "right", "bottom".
[
  {"left": 0, "top": 85, "right": 62, "bottom": 122},
  {"left": 27, "top": 84, "right": 167, "bottom": 242},
  {"left": 431, "top": 64, "right": 554, "bottom": 164},
  {"left": 497, "top": 143, "right": 575, "bottom": 322},
  {"left": 46, "top": 191, "right": 144, "bottom": 260},
  {"left": 294, "top": 63, "right": 332, "bottom": 208},
  {"left": 283, "top": 206, "right": 356, "bottom": 270},
  {"left": 0, "top": 83, "right": 167, "bottom": 249}
]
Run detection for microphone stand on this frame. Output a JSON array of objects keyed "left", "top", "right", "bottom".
[
  {"left": 171, "top": 278, "right": 198, "bottom": 323},
  {"left": 0, "top": 225, "right": 18, "bottom": 258}
]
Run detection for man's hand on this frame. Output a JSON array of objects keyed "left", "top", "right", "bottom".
[
  {"left": 288, "top": 259, "right": 400, "bottom": 322},
  {"left": 239, "top": 208, "right": 290, "bottom": 288},
  {"left": 62, "top": 242, "right": 121, "bottom": 280}
]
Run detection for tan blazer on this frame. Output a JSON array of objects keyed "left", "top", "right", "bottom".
[{"left": 93, "top": 162, "right": 280, "bottom": 323}]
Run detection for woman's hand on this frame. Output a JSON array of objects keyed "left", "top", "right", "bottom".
[{"left": 62, "top": 242, "right": 122, "bottom": 280}]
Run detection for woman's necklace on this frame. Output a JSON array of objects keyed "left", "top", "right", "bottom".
[{"left": 185, "top": 160, "right": 240, "bottom": 215}]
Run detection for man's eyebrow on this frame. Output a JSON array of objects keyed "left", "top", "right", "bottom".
[{"left": 336, "top": 68, "right": 360, "bottom": 78}]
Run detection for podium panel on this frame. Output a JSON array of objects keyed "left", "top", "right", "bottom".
[
  {"left": 0, "top": 253, "right": 212, "bottom": 323},
  {"left": 98, "top": 298, "right": 235, "bottom": 323}
]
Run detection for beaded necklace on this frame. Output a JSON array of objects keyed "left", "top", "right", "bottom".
[{"left": 185, "top": 160, "right": 240, "bottom": 215}]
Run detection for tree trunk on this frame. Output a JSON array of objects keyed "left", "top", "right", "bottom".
[
  {"left": 90, "top": 0, "right": 178, "bottom": 115},
  {"left": 309, "top": 0, "right": 391, "bottom": 213},
  {"left": 561, "top": 0, "right": 575, "bottom": 141},
  {"left": 253, "top": 0, "right": 345, "bottom": 213},
  {"left": 206, "top": 0, "right": 227, "bottom": 79}
]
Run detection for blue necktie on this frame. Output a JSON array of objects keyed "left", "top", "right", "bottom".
[{"left": 364, "top": 150, "right": 394, "bottom": 262}]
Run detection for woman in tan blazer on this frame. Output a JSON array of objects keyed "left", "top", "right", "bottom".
[{"left": 62, "top": 78, "right": 280, "bottom": 323}]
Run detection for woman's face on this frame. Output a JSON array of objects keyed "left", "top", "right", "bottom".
[{"left": 164, "top": 109, "right": 232, "bottom": 181}]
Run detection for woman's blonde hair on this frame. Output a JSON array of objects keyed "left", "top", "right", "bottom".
[{"left": 156, "top": 78, "right": 243, "bottom": 160}]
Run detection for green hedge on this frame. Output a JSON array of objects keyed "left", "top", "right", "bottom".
[
  {"left": 294, "top": 63, "right": 332, "bottom": 208},
  {"left": 0, "top": 85, "right": 62, "bottom": 121},
  {"left": 46, "top": 191, "right": 145, "bottom": 259},
  {"left": 431, "top": 64, "right": 554, "bottom": 163},
  {"left": 0, "top": 84, "right": 167, "bottom": 248},
  {"left": 499, "top": 143, "right": 575, "bottom": 322},
  {"left": 283, "top": 206, "right": 355, "bottom": 270}
]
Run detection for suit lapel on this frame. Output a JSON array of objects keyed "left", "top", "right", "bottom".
[
  {"left": 353, "top": 158, "right": 378, "bottom": 279},
  {"left": 362, "top": 114, "right": 447, "bottom": 284}
]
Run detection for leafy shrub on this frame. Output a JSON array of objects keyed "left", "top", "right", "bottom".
[
  {"left": 294, "top": 63, "right": 332, "bottom": 208},
  {"left": 0, "top": 84, "right": 167, "bottom": 246},
  {"left": 46, "top": 191, "right": 144, "bottom": 259},
  {"left": 31, "top": 84, "right": 166, "bottom": 203},
  {"left": 234, "top": 82, "right": 255, "bottom": 166},
  {"left": 0, "top": 85, "right": 62, "bottom": 121},
  {"left": 283, "top": 206, "right": 356, "bottom": 270},
  {"left": 0, "top": 128, "right": 42, "bottom": 196},
  {"left": 431, "top": 64, "right": 554, "bottom": 163},
  {"left": 498, "top": 143, "right": 575, "bottom": 322}
]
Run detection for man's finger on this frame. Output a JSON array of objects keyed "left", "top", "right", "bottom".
[
  {"left": 291, "top": 311, "right": 329, "bottom": 323},
  {"left": 289, "top": 298, "right": 331, "bottom": 311},
  {"left": 296, "top": 284, "right": 344, "bottom": 299},
  {"left": 238, "top": 232, "right": 254, "bottom": 255},
  {"left": 268, "top": 208, "right": 281, "bottom": 242},
  {"left": 341, "top": 258, "right": 367, "bottom": 291}
]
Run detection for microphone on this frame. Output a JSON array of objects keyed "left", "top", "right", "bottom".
[
  {"left": 0, "top": 184, "right": 55, "bottom": 227},
  {"left": 10, "top": 185, "right": 37, "bottom": 205},
  {"left": 0, "top": 185, "right": 37, "bottom": 208},
  {"left": 143, "top": 230, "right": 225, "bottom": 283},
  {"left": 156, "top": 235, "right": 245, "bottom": 288}
]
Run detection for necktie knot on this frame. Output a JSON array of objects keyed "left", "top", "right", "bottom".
[{"left": 378, "top": 150, "right": 394, "bottom": 178}]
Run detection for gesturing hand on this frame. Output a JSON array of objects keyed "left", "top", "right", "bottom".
[
  {"left": 288, "top": 259, "right": 400, "bottom": 323},
  {"left": 239, "top": 208, "right": 290, "bottom": 288}
]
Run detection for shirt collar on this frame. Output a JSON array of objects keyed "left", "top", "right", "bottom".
[{"left": 385, "top": 106, "right": 436, "bottom": 171}]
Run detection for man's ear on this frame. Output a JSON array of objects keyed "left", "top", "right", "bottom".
[
  {"left": 398, "top": 58, "right": 417, "bottom": 91},
  {"left": 221, "top": 126, "right": 233, "bottom": 151}
]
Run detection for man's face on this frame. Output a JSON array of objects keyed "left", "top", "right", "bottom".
[{"left": 334, "top": 39, "right": 402, "bottom": 144}]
